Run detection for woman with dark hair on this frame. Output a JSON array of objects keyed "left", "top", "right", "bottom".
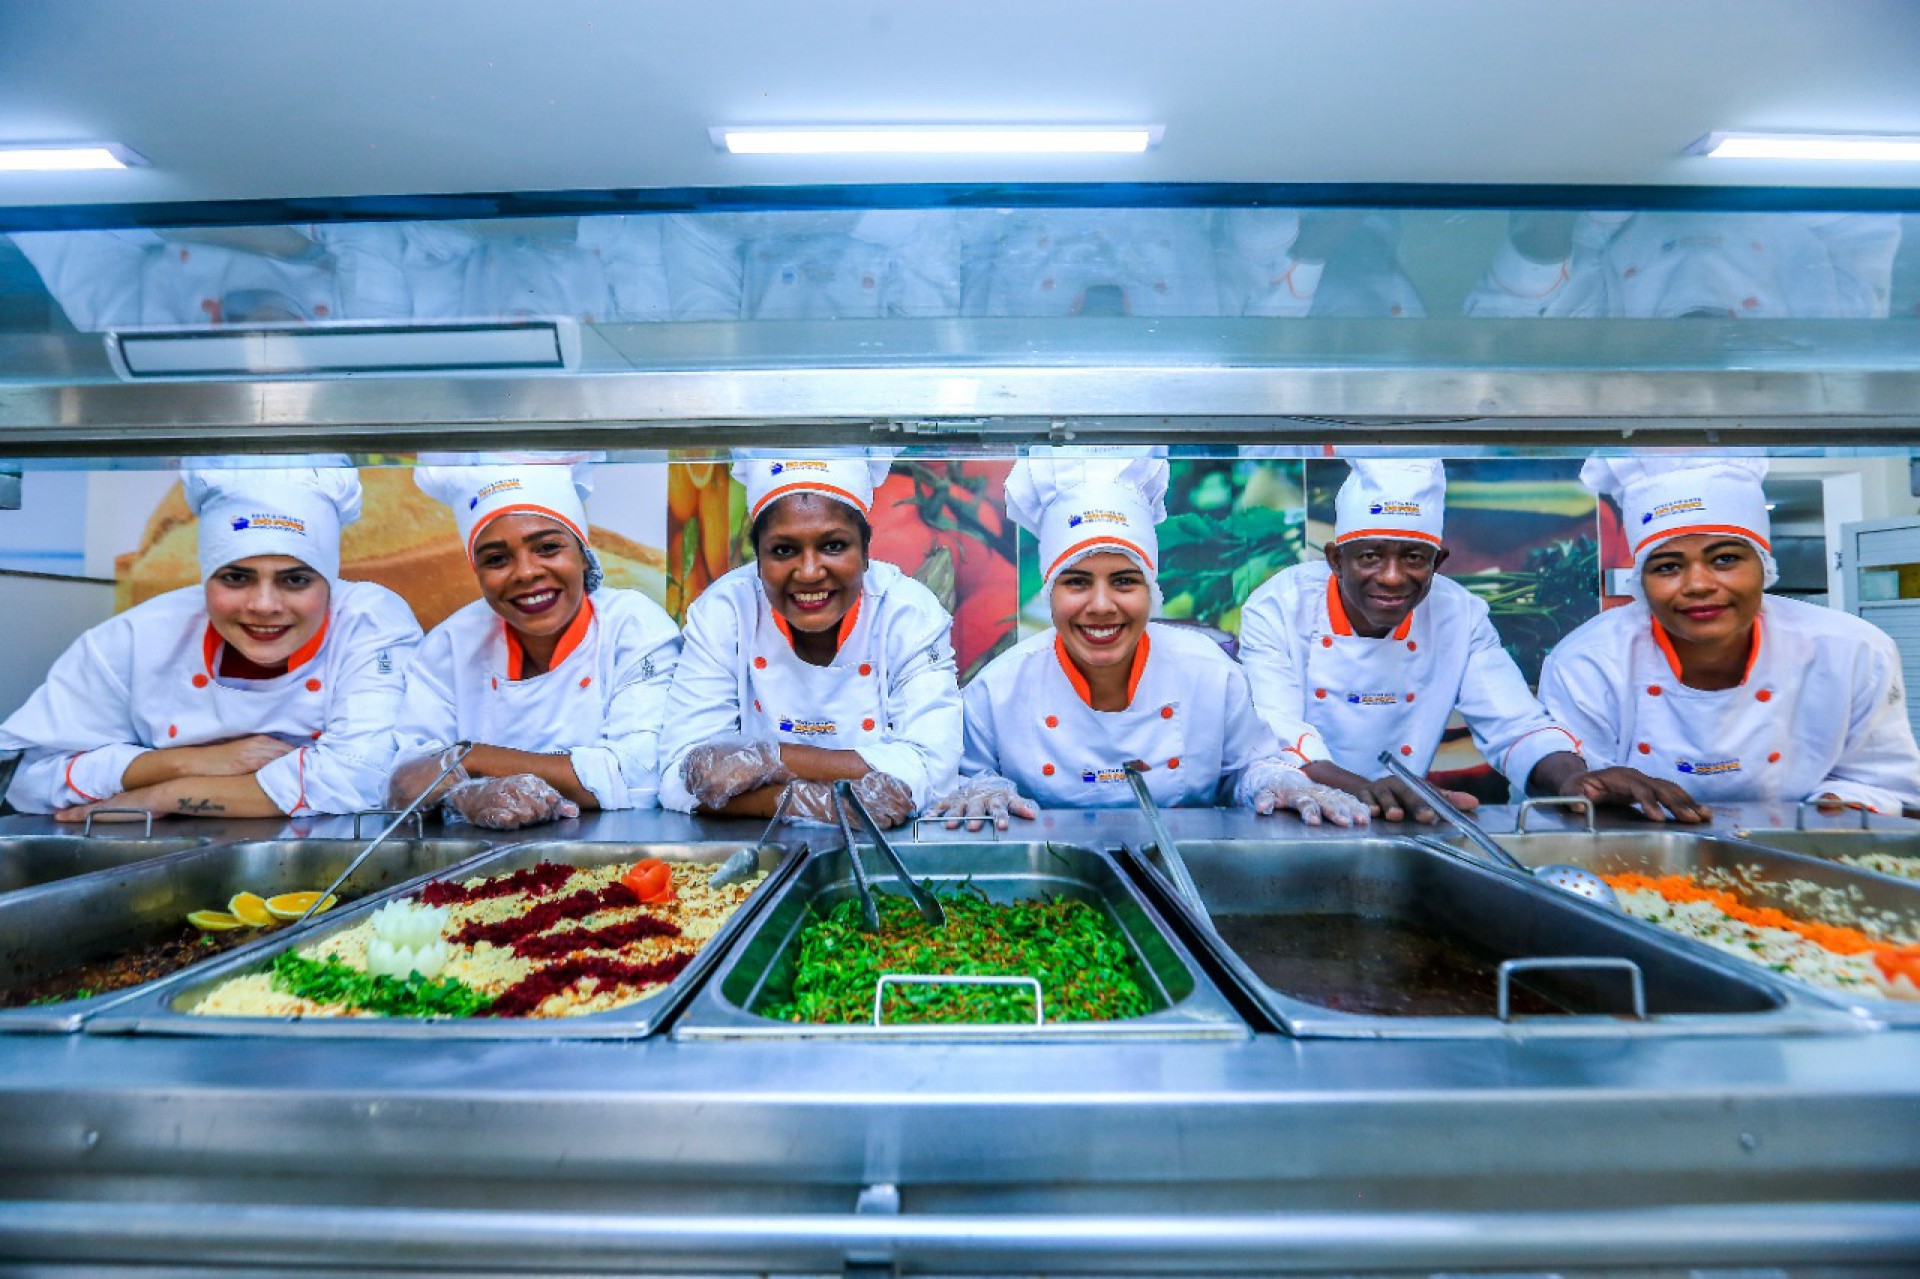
[{"left": 658, "top": 453, "right": 961, "bottom": 828}]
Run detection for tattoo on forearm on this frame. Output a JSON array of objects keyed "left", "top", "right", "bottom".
[{"left": 175, "top": 798, "right": 225, "bottom": 815}]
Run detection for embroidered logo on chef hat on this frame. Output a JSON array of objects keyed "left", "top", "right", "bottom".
[
  {"left": 1066, "top": 508, "right": 1132, "bottom": 529},
  {"left": 471, "top": 478, "right": 525, "bottom": 509},
  {"left": 1367, "top": 501, "right": 1422, "bottom": 517},
  {"left": 1675, "top": 758, "right": 1743, "bottom": 776},
  {"left": 1643, "top": 497, "right": 1707, "bottom": 525},
  {"left": 769, "top": 460, "right": 830, "bottom": 476},
  {"left": 229, "top": 513, "right": 307, "bottom": 535}
]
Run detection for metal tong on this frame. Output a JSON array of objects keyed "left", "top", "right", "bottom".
[
  {"left": 1124, "top": 762, "right": 1208, "bottom": 916},
  {"left": 294, "top": 742, "right": 475, "bottom": 926},
  {"left": 1376, "top": 750, "right": 1620, "bottom": 910},
  {"left": 833, "top": 780, "right": 947, "bottom": 933}
]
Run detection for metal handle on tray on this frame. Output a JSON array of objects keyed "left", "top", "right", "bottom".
[
  {"left": 353, "top": 809, "right": 425, "bottom": 841},
  {"left": 910, "top": 816, "right": 1002, "bottom": 843},
  {"left": 872, "top": 974, "right": 1044, "bottom": 1027},
  {"left": 1496, "top": 956, "right": 1646, "bottom": 1022},
  {"left": 1515, "top": 795, "right": 1598, "bottom": 834},
  {"left": 81, "top": 808, "right": 153, "bottom": 838},
  {"left": 1795, "top": 797, "right": 1873, "bottom": 831}
]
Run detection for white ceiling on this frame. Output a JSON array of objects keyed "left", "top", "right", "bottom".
[{"left": 1, "top": 0, "right": 1917, "bottom": 212}]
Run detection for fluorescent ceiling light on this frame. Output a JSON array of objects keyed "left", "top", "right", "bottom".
[
  {"left": 1691, "top": 131, "right": 1920, "bottom": 162},
  {"left": 111, "top": 322, "right": 573, "bottom": 380},
  {"left": 714, "top": 126, "right": 1159, "bottom": 155},
  {"left": 0, "top": 143, "right": 144, "bottom": 172}
]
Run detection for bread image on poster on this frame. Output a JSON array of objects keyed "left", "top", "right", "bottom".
[{"left": 116, "top": 466, "right": 668, "bottom": 629}]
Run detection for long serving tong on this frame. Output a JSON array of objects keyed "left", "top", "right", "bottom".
[
  {"left": 835, "top": 780, "right": 947, "bottom": 933},
  {"left": 1124, "top": 761, "right": 1209, "bottom": 917},
  {"left": 294, "top": 742, "right": 476, "bottom": 927}
]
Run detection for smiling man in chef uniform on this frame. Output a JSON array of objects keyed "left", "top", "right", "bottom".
[
  {"left": 1540, "top": 458, "right": 1920, "bottom": 814},
  {"left": 1238, "top": 459, "right": 1706, "bottom": 823},
  {"left": 931, "top": 449, "right": 1368, "bottom": 828},
  {"left": 0, "top": 463, "right": 420, "bottom": 820},
  {"left": 390, "top": 457, "right": 684, "bottom": 829},
  {"left": 657, "top": 451, "right": 961, "bottom": 828}
]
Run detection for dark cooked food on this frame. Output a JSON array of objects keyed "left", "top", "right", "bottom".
[
  {"left": 0, "top": 926, "right": 261, "bottom": 1008},
  {"left": 764, "top": 886, "right": 1151, "bottom": 1025}
]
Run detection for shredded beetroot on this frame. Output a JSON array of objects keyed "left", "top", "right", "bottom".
[
  {"left": 511, "top": 914, "right": 682, "bottom": 959},
  {"left": 419, "top": 861, "right": 576, "bottom": 908},
  {"left": 484, "top": 952, "right": 696, "bottom": 1018},
  {"left": 449, "top": 885, "right": 633, "bottom": 948}
]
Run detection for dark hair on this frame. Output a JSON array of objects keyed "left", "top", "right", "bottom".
[{"left": 748, "top": 492, "right": 873, "bottom": 556}]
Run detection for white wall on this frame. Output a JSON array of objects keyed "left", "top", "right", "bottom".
[{"left": 0, "top": 573, "right": 114, "bottom": 720}]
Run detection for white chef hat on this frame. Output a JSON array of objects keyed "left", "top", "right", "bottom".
[
  {"left": 1006, "top": 446, "right": 1170, "bottom": 588},
  {"left": 182, "top": 459, "right": 362, "bottom": 585},
  {"left": 730, "top": 449, "right": 896, "bottom": 524},
  {"left": 1332, "top": 460, "right": 1446, "bottom": 547},
  {"left": 1581, "top": 456, "right": 1777, "bottom": 591},
  {"left": 414, "top": 456, "right": 594, "bottom": 563}
]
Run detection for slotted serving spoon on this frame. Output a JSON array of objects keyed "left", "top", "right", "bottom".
[{"left": 1376, "top": 750, "right": 1620, "bottom": 910}]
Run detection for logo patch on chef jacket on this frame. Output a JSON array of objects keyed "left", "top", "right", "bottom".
[
  {"left": 376, "top": 649, "right": 393, "bottom": 676},
  {"left": 1079, "top": 765, "right": 1130, "bottom": 785},
  {"left": 776, "top": 716, "right": 838, "bottom": 737},
  {"left": 473, "top": 479, "right": 523, "bottom": 507},
  {"left": 1066, "top": 509, "right": 1130, "bottom": 529},
  {"left": 1676, "top": 758, "right": 1742, "bottom": 776},
  {"left": 1367, "top": 501, "right": 1422, "bottom": 517},
  {"left": 231, "top": 513, "right": 307, "bottom": 535},
  {"left": 1345, "top": 691, "right": 1400, "bottom": 706},
  {"left": 1643, "top": 497, "right": 1706, "bottom": 525}
]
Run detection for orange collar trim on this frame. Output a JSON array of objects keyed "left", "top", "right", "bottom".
[
  {"left": 1326, "top": 574, "right": 1413, "bottom": 641},
  {"left": 467, "top": 504, "right": 589, "bottom": 563},
  {"left": 1651, "top": 613, "right": 1762, "bottom": 687},
  {"left": 1053, "top": 629, "right": 1151, "bottom": 710},
  {"left": 770, "top": 590, "right": 864, "bottom": 656},
  {"left": 503, "top": 596, "right": 595, "bottom": 682},
  {"left": 749, "top": 481, "right": 872, "bottom": 522},
  {"left": 202, "top": 615, "right": 330, "bottom": 680}
]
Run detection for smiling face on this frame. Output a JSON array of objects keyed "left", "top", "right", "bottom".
[
  {"left": 203, "top": 555, "right": 330, "bottom": 667},
  {"left": 472, "top": 512, "right": 589, "bottom": 642},
  {"left": 754, "top": 494, "right": 868, "bottom": 636},
  {"left": 1325, "top": 537, "right": 1447, "bottom": 637},
  {"left": 1641, "top": 534, "right": 1766, "bottom": 648},
  {"left": 1050, "top": 552, "right": 1152, "bottom": 678}
]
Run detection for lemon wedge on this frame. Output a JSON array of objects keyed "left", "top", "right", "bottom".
[
  {"left": 265, "top": 891, "right": 338, "bottom": 921},
  {"left": 187, "top": 910, "right": 245, "bottom": 931},
  {"left": 227, "top": 892, "right": 276, "bottom": 928}
]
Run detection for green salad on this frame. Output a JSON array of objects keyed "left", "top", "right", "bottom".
[{"left": 764, "top": 885, "right": 1152, "bottom": 1025}]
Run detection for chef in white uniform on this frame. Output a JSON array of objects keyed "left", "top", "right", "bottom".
[
  {"left": 391, "top": 458, "right": 683, "bottom": 829},
  {"left": 930, "top": 450, "right": 1368, "bottom": 828},
  {"left": 0, "top": 464, "right": 418, "bottom": 820},
  {"left": 1238, "top": 459, "right": 1705, "bottom": 823},
  {"left": 1541, "top": 458, "right": 1920, "bottom": 814},
  {"left": 657, "top": 452, "right": 962, "bottom": 828}
]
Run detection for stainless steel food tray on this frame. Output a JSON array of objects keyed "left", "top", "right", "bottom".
[
  {"left": 1427, "top": 827, "right": 1920, "bottom": 1025},
  {"left": 1729, "top": 824, "right": 1920, "bottom": 890},
  {"left": 0, "top": 837, "right": 496, "bottom": 1033},
  {"left": 674, "top": 841, "right": 1248, "bottom": 1041},
  {"left": 90, "top": 839, "right": 804, "bottom": 1040},
  {"left": 0, "top": 833, "right": 212, "bottom": 895},
  {"left": 1124, "top": 837, "right": 1845, "bottom": 1040}
]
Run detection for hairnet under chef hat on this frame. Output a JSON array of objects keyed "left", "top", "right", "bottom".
[
  {"left": 730, "top": 449, "right": 896, "bottom": 523},
  {"left": 1006, "top": 446, "right": 1170, "bottom": 589},
  {"left": 183, "top": 459, "right": 361, "bottom": 585},
  {"left": 1580, "top": 456, "right": 1777, "bottom": 591},
  {"left": 414, "top": 456, "right": 594, "bottom": 564},
  {"left": 1332, "top": 460, "right": 1446, "bottom": 546}
]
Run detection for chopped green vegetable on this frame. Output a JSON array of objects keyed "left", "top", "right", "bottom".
[
  {"left": 270, "top": 951, "right": 493, "bottom": 1018},
  {"left": 762, "top": 885, "right": 1151, "bottom": 1026}
]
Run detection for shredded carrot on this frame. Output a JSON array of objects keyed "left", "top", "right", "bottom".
[{"left": 1605, "top": 872, "right": 1920, "bottom": 981}]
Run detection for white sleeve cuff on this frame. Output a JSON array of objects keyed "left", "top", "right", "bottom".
[
  {"left": 855, "top": 742, "right": 935, "bottom": 811},
  {"left": 63, "top": 744, "right": 147, "bottom": 805},
  {"left": 1500, "top": 725, "right": 1585, "bottom": 791},
  {"left": 569, "top": 745, "right": 658, "bottom": 812}
]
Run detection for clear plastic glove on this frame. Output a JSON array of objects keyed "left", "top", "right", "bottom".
[
  {"left": 681, "top": 739, "right": 793, "bottom": 810},
  {"left": 388, "top": 747, "right": 471, "bottom": 810},
  {"left": 441, "top": 774, "right": 580, "bottom": 831},
  {"left": 1240, "top": 759, "right": 1371, "bottom": 827},
  {"left": 927, "top": 772, "right": 1039, "bottom": 831},
  {"left": 778, "top": 771, "right": 916, "bottom": 830}
]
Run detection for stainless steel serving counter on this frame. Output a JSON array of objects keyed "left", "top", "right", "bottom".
[{"left": 1, "top": 803, "right": 1917, "bottom": 1277}]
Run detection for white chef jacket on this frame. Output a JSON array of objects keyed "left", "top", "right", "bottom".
[
  {"left": 0, "top": 582, "right": 419, "bottom": 815},
  {"left": 1539, "top": 597, "right": 1920, "bottom": 813},
  {"left": 392, "top": 589, "right": 683, "bottom": 810},
  {"left": 1463, "top": 213, "right": 1900, "bottom": 320},
  {"left": 660, "top": 211, "right": 961, "bottom": 321},
  {"left": 961, "top": 623, "right": 1280, "bottom": 809},
  {"left": 965, "top": 210, "right": 1221, "bottom": 318},
  {"left": 657, "top": 560, "right": 962, "bottom": 812},
  {"left": 13, "top": 228, "right": 341, "bottom": 331},
  {"left": 1238, "top": 562, "right": 1581, "bottom": 788}
]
